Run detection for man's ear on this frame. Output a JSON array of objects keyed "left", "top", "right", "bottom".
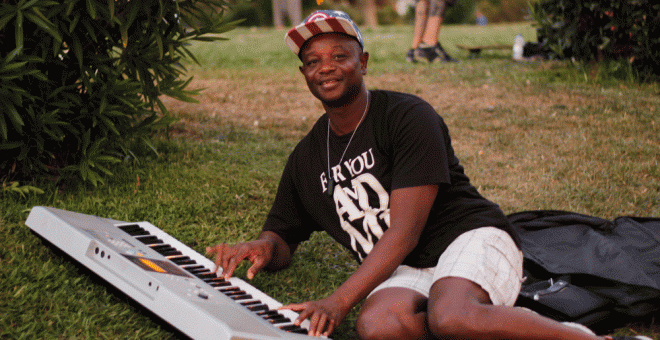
[{"left": 360, "top": 51, "right": 369, "bottom": 75}]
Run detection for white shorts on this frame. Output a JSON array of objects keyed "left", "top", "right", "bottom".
[{"left": 369, "top": 227, "right": 524, "bottom": 306}]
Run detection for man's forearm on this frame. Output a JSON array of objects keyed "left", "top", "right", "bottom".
[
  {"left": 330, "top": 227, "right": 418, "bottom": 311},
  {"left": 328, "top": 185, "right": 437, "bottom": 311}
]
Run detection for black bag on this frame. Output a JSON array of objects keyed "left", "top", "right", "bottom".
[
  {"left": 518, "top": 277, "right": 611, "bottom": 322},
  {"left": 510, "top": 210, "right": 660, "bottom": 334}
]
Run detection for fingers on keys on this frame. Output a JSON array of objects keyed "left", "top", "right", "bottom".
[
  {"left": 281, "top": 302, "right": 336, "bottom": 337},
  {"left": 205, "top": 242, "right": 271, "bottom": 280},
  {"left": 206, "top": 244, "right": 243, "bottom": 279},
  {"left": 247, "top": 255, "right": 268, "bottom": 280}
]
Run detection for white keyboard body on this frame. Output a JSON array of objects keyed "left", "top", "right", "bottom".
[{"left": 25, "top": 206, "right": 320, "bottom": 340}]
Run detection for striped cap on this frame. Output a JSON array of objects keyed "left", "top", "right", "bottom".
[{"left": 285, "top": 10, "right": 364, "bottom": 57}]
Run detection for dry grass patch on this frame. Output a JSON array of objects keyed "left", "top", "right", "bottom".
[{"left": 162, "top": 69, "right": 659, "bottom": 220}]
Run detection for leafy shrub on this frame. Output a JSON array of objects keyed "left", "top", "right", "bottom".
[
  {"left": 444, "top": 0, "right": 477, "bottom": 25},
  {"left": 532, "top": 0, "right": 660, "bottom": 82},
  {"left": 0, "top": 0, "right": 238, "bottom": 186},
  {"left": 1, "top": 180, "right": 44, "bottom": 198},
  {"left": 376, "top": 4, "right": 401, "bottom": 25},
  {"left": 225, "top": 0, "right": 272, "bottom": 26}
]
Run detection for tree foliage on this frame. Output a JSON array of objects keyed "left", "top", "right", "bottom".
[
  {"left": 532, "top": 0, "right": 660, "bottom": 82},
  {"left": 444, "top": 0, "right": 478, "bottom": 25},
  {"left": 0, "top": 0, "right": 239, "bottom": 186}
]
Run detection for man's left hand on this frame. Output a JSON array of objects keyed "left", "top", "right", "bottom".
[{"left": 280, "top": 294, "right": 350, "bottom": 337}]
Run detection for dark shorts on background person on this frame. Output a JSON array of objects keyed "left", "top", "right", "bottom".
[{"left": 416, "top": 0, "right": 448, "bottom": 17}]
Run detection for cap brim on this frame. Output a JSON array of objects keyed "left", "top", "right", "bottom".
[{"left": 285, "top": 17, "right": 361, "bottom": 56}]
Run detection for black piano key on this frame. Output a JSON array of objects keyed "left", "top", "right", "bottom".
[
  {"left": 254, "top": 309, "right": 291, "bottom": 324},
  {"left": 247, "top": 304, "right": 269, "bottom": 312},
  {"left": 230, "top": 294, "right": 253, "bottom": 301},
  {"left": 169, "top": 256, "right": 197, "bottom": 265},
  {"left": 184, "top": 267, "right": 209, "bottom": 274},
  {"left": 149, "top": 245, "right": 181, "bottom": 256},
  {"left": 151, "top": 244, "right": 175, "bottom": 252},
  {"left": 206, "top": 279, "right": 232, "bottom": 288},
  {"left": 224, "top": 290, "right": 246, "bottom": 296},
  {"left": 268, "top": 317, "right": 291, "bottom": 324},
  {"left": 119, "top": 224, "right": 142, "bottom": 230},
  {"left": 191, "top": 270, "right": 213, "bottom": 277},
  {"left": 187, "top": 267, "right": 210, "bottom": 274},
  {"left": 240, "top": 300, "right": 261, "bottom": 306},
  {"left": 280, "top": 325, "right": 305, "bottom": 332},
  {"left": 136, "top": 235, "right": 163, "bottom": 244},
  {"left": 257, "top": 310, "right": 280, "bottom": 317},
  {"left": 264, "top": 313, "right": 290, "bottom": 320},
  {"left": 196, "top": 273, "right": 216, "bottom": 280},
  {"left": 190, "top": 270, "right": 213, "bottom": 277},
  {"left": 289, "top": 328, "right": 309, "bottom": 334},
  {"left": 220, "top": 287, "right": 240, "bottom": 293},
  {"left": 117, "top": 224, "right": 141, "bottom": 233},
  {"left": 183, "top": 265, "right": 205, "bottom": 270},
  {"left": 222, "top": 290, "right": 253, "bottom": 301},
  {"left": 175, "top": 259, "right": 197, "bottom": 265},
  {"left": 185, "top": 266, "right": 209, "bottom": 274},
  {"left": 118, "top": 224, "right": 150, "bottom": 236}
]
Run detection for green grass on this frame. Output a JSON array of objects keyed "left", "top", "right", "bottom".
[
  {"left": 2, "top": 22, "right": 660, "bottom": 339},
  {"left": 184, "top": 22, "right": 537, "bottom": 73}
]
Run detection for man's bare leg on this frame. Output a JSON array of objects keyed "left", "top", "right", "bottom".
[
  {"left": 356, "top": 287, "right": 433, "bottom": 340},
  {"left": 427, "top": 277, "right": 605, "bottom": 340}
]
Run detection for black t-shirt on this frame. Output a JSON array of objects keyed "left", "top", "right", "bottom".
[{"left": 263, "top": 90, "right": 518, "bottom": 268}]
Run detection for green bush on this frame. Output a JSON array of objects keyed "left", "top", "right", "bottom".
[
  {"left": 225, "top": 0, "right": 272, "bottom": 26},
  {"left": 532, "top": 0, "right": 660, "bottom": 82},
  {"left": 0, "top": 0, "right": 238, "bottom": 186},
  {"left": 444, "top": 0, "right": 477, "bottom": 24}
]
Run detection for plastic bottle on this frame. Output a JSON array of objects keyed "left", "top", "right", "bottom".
[{"left": 513, "top": 34, "right": 524, "bottom": 61}]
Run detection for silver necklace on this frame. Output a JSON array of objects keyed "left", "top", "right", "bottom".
[{"left": 326, "top": 91, "right": 370, "bottom": 196}]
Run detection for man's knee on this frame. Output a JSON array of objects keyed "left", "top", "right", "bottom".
[
  {"left": 427, "top": 277, "right": 494, "bottom": 338},
  {"left": 357, "top": 309, "right": 404, "bottom": 340},
  {"left": 357, "top": 308, "right": 427, "bottom": 340},
  {"left": 428, "top": 305, "right": 486, "bottom": 339},
  {"left": 356, "top": 290, "right": 428, "bottom": 340}
]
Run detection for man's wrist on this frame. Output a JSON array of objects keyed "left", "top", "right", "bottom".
[
  {"left": 330, "top": 286, "right": 359, "bottom": 313},
  {"left": 258, "top": 232, "right": 291, "bottom": 271}
]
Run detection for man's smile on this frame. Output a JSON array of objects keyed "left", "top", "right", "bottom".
[{"left": 320, "top": 78, "right": 341, "bottom": 86}]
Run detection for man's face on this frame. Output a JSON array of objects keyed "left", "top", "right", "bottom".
[{"left": 298, "top": 33, "right": 368, "bottom": 107}]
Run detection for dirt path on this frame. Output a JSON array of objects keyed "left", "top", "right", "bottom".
[{"left": 160, "top": 72, "right": 652, "bottom": 139}]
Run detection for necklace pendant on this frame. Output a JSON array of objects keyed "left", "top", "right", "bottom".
[{"left": 328, "top": 179, "right": 334, "bottom": 196}]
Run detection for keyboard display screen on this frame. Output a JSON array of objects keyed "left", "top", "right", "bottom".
[{"left": 124, "top": 254, "right": 191, "bottom": 277}]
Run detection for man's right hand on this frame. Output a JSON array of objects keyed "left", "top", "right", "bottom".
[{"left": 206, "top": 239, "right": 274, "bottom": 280}]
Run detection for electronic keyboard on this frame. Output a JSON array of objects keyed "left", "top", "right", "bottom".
[{"left": 25, "top": 206, "right": 322, "bottom": 340}]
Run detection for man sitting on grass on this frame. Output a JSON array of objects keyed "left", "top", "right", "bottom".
[{"left": 207, "top": 10, "right": 650, "bottom": 340}]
